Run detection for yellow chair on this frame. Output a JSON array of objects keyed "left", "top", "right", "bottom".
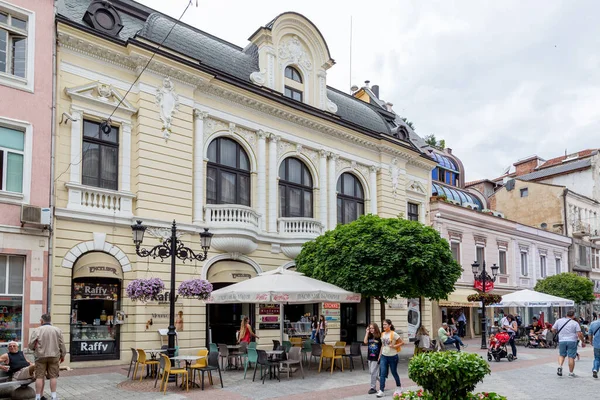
[
  {"left": 319, "top": 344, "right": 343, "bottom": 374},
  {"left": 334, "top": 341, "right": 347, "bottom": 356},
  {"left": 157, "top": 353, "right": 189, "bottom": 394},
  {"left": 290, "top": 337, "right": 302, "bottom": 347},
  {"left": 133, "top": 349, "right": 159, "bottom": 381},
  {"left": 190, "top": 349, "right": 209, "bottom": 384}
]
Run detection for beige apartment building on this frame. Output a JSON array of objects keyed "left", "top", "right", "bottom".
[{"left": 53, "top": 0, "right": 435, "bottom": 366}]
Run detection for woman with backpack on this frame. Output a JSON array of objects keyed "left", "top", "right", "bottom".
[{"left": 377, "top": 319, "right": 404, "bottom": 398}]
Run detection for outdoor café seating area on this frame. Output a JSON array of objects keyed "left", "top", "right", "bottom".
[{"left": 125, "top": 338, "right": 366, "bottom": 394}]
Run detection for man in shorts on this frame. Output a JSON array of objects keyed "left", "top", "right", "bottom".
[
  {"left": 552, "top": 310, "right": 585, "bottom": 377},
  {"left": 29, "top": 314, "right": 66, "bottom": 400},
  {"left": 0, "top": 341, "right": 35, "bottom": 380}
]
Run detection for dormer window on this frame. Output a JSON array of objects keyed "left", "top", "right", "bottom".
[{"left": 283, "top": 66, "right": 303, "bottom": 102}]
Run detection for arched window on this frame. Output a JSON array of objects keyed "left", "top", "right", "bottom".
[
  {"left": 337, "top": 173, "right": 364, "bottom": 224},
  {"left": 279, "top": 158, "right": 313, "bottom": 218},
  {"left": 284, "top": 66, "right": 303, "bottom": 102},
  {"left": 206, "top": 137, "right": 250, "bottom": 206},
  {"left": 285, "top": 66, "right": 302, "bottom": 83}
]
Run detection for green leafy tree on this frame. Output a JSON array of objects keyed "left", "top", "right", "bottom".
[
  {"left": 295, "top": 215, "right": 462, "bottom": 319},
  {"left": 534, "top": 272, "right": 595, "bottom": 304},
  {"left": 424, "top": 134, "right": 446, "bottom": 150}
]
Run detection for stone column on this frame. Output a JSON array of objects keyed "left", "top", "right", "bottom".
[
  {"left": 328, "top": 153, "right": 338, "bottom": 230},
  {"left": 257, "top": 130, "right": 268, "bottom": 230},
  {"left": 319, "top": 150, "right": 328, "bottom": 228},
  {"left": 268, "top": 134, "right": 280, "bottom": 233},
  {"left": 369, "top": 165, "right": 378, "bottom": 215},
  {"left": 193, "top": 110, "right": 208, "bottom": 224},
  {"left": 69, "top": 109, "right": 83, "bottom": 183},
  {"left": 121, "top": 122, "right": 132, "bottom": 192}
]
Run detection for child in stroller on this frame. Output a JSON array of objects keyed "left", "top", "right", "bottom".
[{"left": 487, "top": 332, "right": 514, "bottom": 362}]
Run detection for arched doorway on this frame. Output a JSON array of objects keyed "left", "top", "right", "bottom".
[
  {"left": 205, "top": 260, "right": 258, "bottom": 345},
  {"left": 70, "top": 252, "right": 123, "bottom": 361}
]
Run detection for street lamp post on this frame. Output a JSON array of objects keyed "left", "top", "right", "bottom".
[
  {"left": 131, "top": 220, "right": 213, "bottom": 358},
  {"left": 471, "top": 260, "right": 499, "bottom": 350}
]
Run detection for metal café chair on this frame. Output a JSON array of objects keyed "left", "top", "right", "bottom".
[
  {"left": 342, "top": 342, "right": 365, "bottom": 370},
  {"left": 127, "top": 347, "right": 138, "bottom": 378}
]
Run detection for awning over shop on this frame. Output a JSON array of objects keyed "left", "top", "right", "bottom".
[
  {"left": 439, "top": 288, "right": 480, "bottom": 308},
  {"left": 73, "top": 252, "right": 123, "bottom": 280}
]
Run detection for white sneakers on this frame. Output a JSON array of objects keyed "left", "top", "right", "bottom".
[
  {"left": 376, "top": 387, "right": 402, "bottom": 398},
  {"left": 376, "top": 390, "right": 384, "bottom": 397}
]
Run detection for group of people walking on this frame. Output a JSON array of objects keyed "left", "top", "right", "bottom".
[
  {"left": 363, "top": 319, "right": 404, "bottom": 397},
  {"left": 310, "top": 315, "right": 328, "bottom": 344},
  {"left": 0, "top": 313, "right": 66, "bottom": 400}
]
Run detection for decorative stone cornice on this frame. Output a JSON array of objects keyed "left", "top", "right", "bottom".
[{"left": 193, "top": 109, "right": 209, "bottom": 120}]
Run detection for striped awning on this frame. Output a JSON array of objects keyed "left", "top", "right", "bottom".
[{"left": 439, "top": 288, "right": 481, "bottom": 308}]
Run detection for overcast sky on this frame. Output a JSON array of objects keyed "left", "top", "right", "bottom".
[{"left": 139, "top": 0, "right": 600, "bottom": 181}]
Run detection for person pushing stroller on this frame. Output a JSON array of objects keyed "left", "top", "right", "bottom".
[{"left": 487, "top": 331, "right": 514, "bottom": 362}]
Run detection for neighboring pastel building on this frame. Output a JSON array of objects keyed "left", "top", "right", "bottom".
[
  {"left": 0, "top": 0, "right": 54, "bottom": 349},
  {"left": 53, "top": 0, "right": 435, "bottom": 366},
  {"left": 487, "top": 150, "right": 600, "bottom": 314}
]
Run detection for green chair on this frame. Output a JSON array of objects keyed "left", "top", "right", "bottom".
[
  {"left": 243, "top": 348, "right": 259, "bottom": 379},
  {"left": 282, "top": 341, "right": 292, "bottom": 352},
  {"left": 248, "top": 342, "right": 257, "bottom": 349},
  {"left": 301, "top": 339, "right": 313, "bottom": 364},
  {"left": 209, "top": 343, "right": 218, "bottom": 354}
]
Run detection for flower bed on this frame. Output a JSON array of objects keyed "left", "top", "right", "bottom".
[
  {"left": 178, "top": 278, "right": 213, "bottom": 300},
  {"left": 126, "top": 278, "right": 165, "bottom": 302},
  {"left": 467, "top": 293, "right": 502, "bottom": 305},
  {"left": 394, "top": 391, "right": 507, "bottom": 400}
]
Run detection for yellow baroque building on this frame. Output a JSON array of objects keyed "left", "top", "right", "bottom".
[{"left": 53, "top": 0, "right": 436, "bottom": 365}]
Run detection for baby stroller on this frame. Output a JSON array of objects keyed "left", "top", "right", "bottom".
[{"left": 487, "top": 332, "right": 514, "bottom": 362}]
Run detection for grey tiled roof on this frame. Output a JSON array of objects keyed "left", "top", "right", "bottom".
[
  {"left": 518, "top": 158, "right": 591, "bottom": 181},
  {"left": 326, "top": 88, "right": 391, "bottom": 134}
]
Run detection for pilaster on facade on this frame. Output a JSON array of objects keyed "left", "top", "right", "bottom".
[
  {"left": 319, "top": 150, "right": 328, "bottom": 228},
  {"left": 193, "top": 109, "right": 209, "bottom": 224},
  {"left": 257, "top": 130, "right": 268, "bottom": 230},
  {"left": 268, "top": 134, "right": 280, "bottom": 233},
  {"left": 328, "top": 152, "right": 339, "bottom": 230},
  {"left": 370, "top": 165, "right": 378, "bottom": 215}
]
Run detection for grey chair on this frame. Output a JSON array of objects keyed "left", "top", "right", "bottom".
[
  {"left": 279, "top": 346, "right": 304, "bottom": 379},
  {"left": 342, "top": 342, "right": 365, "bottom": 370},
  {"left": 196, "top": 351, "right": 223, "bottom": 390},
  {"left": 253, "top": 349, "right": 280, "bottom": 384},
  {"left": 308, "top": 343, "right": 322, "bottom": 369},
  {"left": 127, "top": 347, "right": 138, "bottom": 378}
]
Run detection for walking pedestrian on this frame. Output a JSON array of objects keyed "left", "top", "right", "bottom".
[
  {"left": 501, "top": 314, "right": 518, "bottom": 359},
  {"left": 238, "top": 316, "right": 259, "bottom": 344},
  {"left": 363, "top": 323, "right": 382, "bottom": 395},
  {"left": 318, "top": 315, "right": 328, "bottom": 344},
  {"left": 588, "top": 315, "right": 600, "bottom": 378},
  {"left": 457, "top": 310, "right": 467, "bottom": 337},
  {"left": 376, "top": 319, "right": 403, "bottom": 398},
  {"left": 552, "top": 310, "right": 585, "bottom": 377},
  {"left": 310, "top": 316, "right": 318, "bottom": 343},
  {"left": 29, "top": 313, "right": 66, "bottom": 400}
]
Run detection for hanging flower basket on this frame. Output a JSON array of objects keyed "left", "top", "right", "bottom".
[
  {"left": 126, "top": 278, "right": 165, "bottom": 302},
  {"left": 178, "top": 279, "right": 213, "bottom": 300},
  {"left": 467, "top": 293, "right": 502, "bottom": 306}
]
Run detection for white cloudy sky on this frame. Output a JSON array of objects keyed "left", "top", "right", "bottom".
[{"left": 139, "top": 0, "right": 600, "bottom": 181}]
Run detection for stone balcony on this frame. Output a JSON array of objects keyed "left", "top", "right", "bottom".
[
  {"left": 204, "top": 204, "right": 261, "bottom": 254},
  {"left": 278, "top": 217, "right": 324, "bottom": 258},
  {"left": 65, "top": 182, "right": 135, "bottom": 218}
]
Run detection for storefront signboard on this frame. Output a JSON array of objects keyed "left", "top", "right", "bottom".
[
  {"left": 473, "top": 280, "right": 494, "bottom": 292},
  {"left": 259, "top": 304, "right": 280, "bottom": 315},
  {"left": 323, "top": 303, "right": 340, "bottom": 309},
  {"left": 72, "top": 340, "right": 116, "bottom": 356},
  {"left": 259, "top": 323, "right": 280, "bottom": 330},
  {"left": 73, "top": 282, "right": 119, "bottom": 301},
  {"left": 259, "top": 315, "right": 280, "bottom": 323}
]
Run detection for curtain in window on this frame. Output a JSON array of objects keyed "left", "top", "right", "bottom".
[
  {"left": 82, "top": 143, "right": 100, "bottom": 187},
  {"left": 6, "top": 153, "right": 23, "bottom": 193},
  {"left": 100, "top": 146, "right": 118, "bottom": 190},
  {"left": 8, "top": 257, "right": 23, "bottom": 294},
  {"left": 221, "top": 171, "right": 236, "bottom": 204},
  {"left": 0, "top": 255, "right": 6, "bottom": 293}
]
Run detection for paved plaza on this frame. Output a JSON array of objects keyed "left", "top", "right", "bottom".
[{"left": 41, "top": 339, "right": 600, "bottom": 400}]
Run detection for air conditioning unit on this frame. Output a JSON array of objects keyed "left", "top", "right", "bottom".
[{"left": 20, "top": 205, "right": 51, "bottom": 226}]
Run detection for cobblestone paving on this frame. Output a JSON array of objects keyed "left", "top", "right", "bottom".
[{"left": 45, "top": 339, "right": 600, "bottom": 399}]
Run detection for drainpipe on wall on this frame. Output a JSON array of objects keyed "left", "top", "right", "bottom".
[
  {"left": 47, "top": 12, "right": 58, "bottom": 314},
  {"left": 563, "top": 188, "right": 570, "bottom": 273}
]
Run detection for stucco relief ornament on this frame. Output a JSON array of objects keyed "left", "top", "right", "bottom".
[
  {"left": 155, "top": 77, "right": 180, "bottom": 141},
  {"left": 97, "top": 83, "right": 112, "bottom": 101},
  {"left": 389, "top": 158, "right": 401, "bottom": 198},
  {"left": 250, "top": 70, "right": 267, "bottom": 86},
  {"left": 278, "top": 36, "right": 312, "bottom": 71}
]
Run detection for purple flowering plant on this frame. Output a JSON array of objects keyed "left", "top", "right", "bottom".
[
  {"left": 126, "top": 277, "right": 165, "bottom": 302},
  {"left": 178, "top": 279, "right": 213, "bottom": 300}
]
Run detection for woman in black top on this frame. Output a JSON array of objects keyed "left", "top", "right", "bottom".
[{"left": 364, "top": 323, "right": 382, "bottom": 395}]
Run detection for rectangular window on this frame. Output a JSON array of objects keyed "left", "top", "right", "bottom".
[
  {"left": 284, "top": 86, "right": 303, "bottom": 102},
  {"left": 555, "top": 258, "right": 561, "bottom": 274},
  {"left": 450, "top": 242, "right": 460, "bottom": 263},
  {"left": 578, "top": 245, "right": 589, "bottom": 266},
  {"left": 407, "top": 202, "right": 419, "bottom": 221},
  {"left": 82, "top": 120, "right": 118, "bottom": 190},
  {"left": 0, "top": 125, "right": 24, "bottom": 193},
  {"left": 520, "top": 188, "right": 528, "bottom": 197},
  {"left": 498, "top": 250, "right": 507, "bottom": 274},
  {"left": 0, "top": 8, "right": 28, "bottom": 79},
  {"left": 476, "top": 246, "right": 485, "bottom": 265},
  {"left": 0, "top": 255, "right": 24, "bottom": 343},
  {"left": 520, "top": 252, "right": 528, "bottom": 276},
  {"left": 592, "top": 249, "right": 600, "bottom": 270},
  {"left": 540, "top": 255, "right": 547, "bottom": 278}
]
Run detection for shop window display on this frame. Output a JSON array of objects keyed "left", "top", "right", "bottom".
[{"left": 0, "top": 255, "right": 24, "bottom": 344}]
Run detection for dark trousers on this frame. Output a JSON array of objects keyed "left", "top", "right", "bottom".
[
  {"left": 508, "top": 335, "right": 517, "bottom": 357},
  {"left": 458, "top": 321, "right": 466, "bottom": 337}
]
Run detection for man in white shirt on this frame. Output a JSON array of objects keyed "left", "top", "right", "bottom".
[{"left": 552, "top": 310, "right": 585, "bottom": 377}]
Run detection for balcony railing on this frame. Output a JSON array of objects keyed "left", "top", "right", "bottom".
[
  {"left": 278, "top": 218, "right": 324, "bottom": 236},
  {"left": 204, "top": 204, "right": 260, "bottom": 228},
  {"left": 65, "top": 183, "right": 134, "bottom": 217}
]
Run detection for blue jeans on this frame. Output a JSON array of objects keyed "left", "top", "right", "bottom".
[
  {"left": 318, "top": 329, "right": 325, "bottom": 344},
  {"left": 593, "top": 348, "right": 600, "bottom": 372},
  {"left": 379, "top": 354, "right": 401, "bottom": 391},
  {"left": 310, "top": 329, "right": 317, "bottom": 342},
  {"left": 444, "top": 335, "right": 464, "bottom": 350}
]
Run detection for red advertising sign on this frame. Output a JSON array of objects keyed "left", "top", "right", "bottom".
[
  {"left": 323, "top": 303, "right": 340, "bottom": 309},
  {"left": 474, "top": 280, "right": 494, "bottom": 292},
  {"left": 259, "top": 304, "right": 280, "bottom": 315}
]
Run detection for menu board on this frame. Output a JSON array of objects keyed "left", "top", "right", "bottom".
[
  {"left": 259, "top": 304, "right": 281, "bottom": 330},
  {"left": 73, "top": 282, "right": 119, "bottom": 301}
]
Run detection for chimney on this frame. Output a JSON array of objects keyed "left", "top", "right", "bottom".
[
  {"left": 372, "top": 85, "right": 379, "bottom": 99},
  {"left": 364, "top": 80, "right": 370, "bottom": 88},
  {"left": 513, "top": 156, "right": 541, "bottom": 176}
]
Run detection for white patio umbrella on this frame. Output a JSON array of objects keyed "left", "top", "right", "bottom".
[
  {"left": 488, "top": 289, "right": 575, "bottom": 308},
  {"left": 205, "top": 268, "right": 361, "bottom": 341}
]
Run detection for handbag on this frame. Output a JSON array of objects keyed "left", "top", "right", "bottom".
[{"left": 554, "top": 319, "right": 576, "bottom": 344}]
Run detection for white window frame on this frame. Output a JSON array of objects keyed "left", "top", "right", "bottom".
[
  {"left": 540, "top": 255, "right": 547, "bottom": 278},
  {"left": 498, "top": 249, "right": 507, "bottom": 275},
  {"left": 0, "top": 116, "right": 32, "bottom": 204},
  {"left": 555, "top": 257, "right": 562, "bottom": 274},
  {"left": 0, "top": 254, "right": 25, "bottom": 345},
  {"left": 520, "top": 251, "right": 528, "bottom": 277},
  {"left": 450, "top": 241, "right": 460, "bottom": 263},
  {"left": 281, "top": 63, "right": 307, "bottom": 104},
  {"left": 0, "top": 1, "right": 35, "bottom": 92},
  {"left": 476, "top": 246, "right": 485, "bottom": 265}
]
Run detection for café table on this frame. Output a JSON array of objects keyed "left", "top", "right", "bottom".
[
  {"left": 143, "top": 349, "right": 167, "bottom": 377},
  {"left": 264, "top": 350, "right": 285, "bottom": 380},
  {"left": 170, "top": 355, "right": 206, "bottom": 389}
]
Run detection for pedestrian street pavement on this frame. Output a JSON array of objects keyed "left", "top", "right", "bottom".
[{"left": 43, "top": 338, "right": 600, "bottom": 400}]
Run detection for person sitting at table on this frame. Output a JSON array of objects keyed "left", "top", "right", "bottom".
[
  {"left": 238, "top": 316, "right": 259, "bottom": 344},
  {"left": 0, "top": 341, "right": 35, "bottom": 381}
]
